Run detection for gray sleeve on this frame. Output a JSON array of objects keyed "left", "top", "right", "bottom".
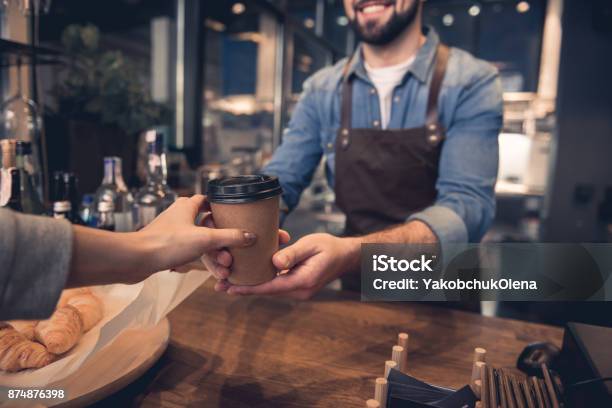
[{"left": 0, "top": 209, "right": 74, "bottom": 320}]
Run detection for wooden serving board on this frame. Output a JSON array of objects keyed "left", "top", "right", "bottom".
[{"left": 48, "top": 318, "right": 170, "bottom": 407}]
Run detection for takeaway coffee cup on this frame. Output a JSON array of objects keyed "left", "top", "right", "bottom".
[{"left": 207, "top": 175, "right": 283, "bottom": 285}]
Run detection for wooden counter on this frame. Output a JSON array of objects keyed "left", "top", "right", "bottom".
[{"left": 94, "top": 280, "right": 563, "bottom": 407}]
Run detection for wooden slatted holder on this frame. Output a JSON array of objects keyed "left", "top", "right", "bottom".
[
  {"left": 366, "top": 399, "right": 380, "bottom": 408},
  {"left": 473, "top": 347, "right": 487, "bottom": 363},
  {"left": 374, "top": 377, "right": 388, "bottom": 408},
  {"left": 366, "top": 335, "right": 563, "bottom": 408},
  {"left": 384, "top": 360, "right": 397, "bottom": 379},
  {"left": 470, "top": 361, "right": 486, "bottom": 398},
  {"left": 391, "top": 345, "right": 405, "bottom": 372},
  {"left": 397, "top": 333, "right": 409, "bottom": 372}
]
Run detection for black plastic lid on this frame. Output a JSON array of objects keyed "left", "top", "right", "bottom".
[{"left": 207, "top": 175, "right": 282, "bottom": 204}]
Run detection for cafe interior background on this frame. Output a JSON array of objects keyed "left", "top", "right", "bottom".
[{"left": 0, "top": 0, "right": 611, "bottom": 326}]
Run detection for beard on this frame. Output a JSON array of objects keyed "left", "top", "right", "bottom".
[{"left": 350, "top": 1, "right": 420, "bottom": 46}]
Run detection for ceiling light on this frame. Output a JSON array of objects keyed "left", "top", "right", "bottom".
[
  {"left": 468, "top": 5, "right": 481, "bottom": 17},
  {"left": 304, "top": 18, "right": 315, "bottom": 29},
  {"left": 232, "top": 2, "right": 246, "bottom": 15},
  {"left": 442, "top": 14, "right": 454, "bottom": 26},
  {"left": 336, "top": 16, "right": 349, "bottom": 26},
  {"left": 516, "top": 1, "right": 530, "bottom": 13}
]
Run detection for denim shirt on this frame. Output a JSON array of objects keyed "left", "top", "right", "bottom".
[{"left": 264, "top": 27, "right": 503, "bottom": 246}]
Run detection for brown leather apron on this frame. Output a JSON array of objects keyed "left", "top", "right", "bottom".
[{"left": 335, "top": 44, "right": 450, "bottom": 290}]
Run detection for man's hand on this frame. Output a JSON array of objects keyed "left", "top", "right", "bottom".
[
  {"left": 214, "top": 233, "right": 360, "bottom": 300},
  {"left": 200, "top": 217, "right": 291, "bottom": 280}
]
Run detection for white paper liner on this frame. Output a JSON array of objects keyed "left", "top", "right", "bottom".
[{"left": 0, "top": 269, "right": 209, "bottom": 389}]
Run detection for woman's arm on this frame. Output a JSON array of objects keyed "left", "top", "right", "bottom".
[{"left": 1, "top": 195, "right": 255, "bottom": 320}]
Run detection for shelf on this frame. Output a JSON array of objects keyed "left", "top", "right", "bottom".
[{"left": 0, "top": 38, "right": 63, "bottom": 67}]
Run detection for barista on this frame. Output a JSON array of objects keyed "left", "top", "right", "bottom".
[{"left": 206, "top": 0, "right": 502, "bottom": 297}]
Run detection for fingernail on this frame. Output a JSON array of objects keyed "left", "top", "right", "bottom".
[
  {"left": 243, "top": 232, "right": 257, "bottom": 245},
  {"left": 280, "top": 255, "right": 290, "bottom": 269}
]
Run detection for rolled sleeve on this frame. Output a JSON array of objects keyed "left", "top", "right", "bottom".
[
  {"left": 0, "top": 210, "right": 73, "bottom": 320},
  {"left": 409, "top": 204, "right": 468, "bottom": 248}
]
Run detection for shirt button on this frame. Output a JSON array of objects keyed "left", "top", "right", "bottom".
[
  {"left": 369, "top": 88, "right": 376, "bottom": 95},
  {"left": 394, "top": 96, "right": 400, "bottom": 103},
  {"left": 327, "top": 142, "right": 333, "bottom": 149},
  {"left": 373, "top": 120, "right": 380, "bottom": 127}
]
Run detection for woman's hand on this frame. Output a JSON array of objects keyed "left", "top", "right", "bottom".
[
  {"left": 68, "top": 195, "right": 257, "bottom": 287},
  {"left": 139, "top": 195, "right": 257, "bottom": 273}
]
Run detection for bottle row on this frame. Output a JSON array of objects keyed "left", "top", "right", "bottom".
[{"left": 0, "top": 129, "right": 177, "bottom": 232}]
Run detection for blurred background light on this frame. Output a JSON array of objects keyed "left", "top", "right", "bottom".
[
  {"left": 442, "top": 13, "right": 454, "bottom": 26},
  {"left": 304, "top": 17, "right": 315, "bottom": 29},
  {"left": 336, "top": 16, "right": 349, "bottom": 26},
  {"left": 231, "top": 2, "right": 245, "bottom": 15},
  {"left": 517, "top": 1, "right": 531, "bottom": 14}
]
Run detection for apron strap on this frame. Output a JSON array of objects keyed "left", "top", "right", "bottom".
[
  {"left": 425, "top": 44, "right": 450, "bottom": 127},
  {"left": 340, "top": 74, "right": 353, "bottom": 133},
  {"left": 340, "top": 52, "right": 355, "bottom": 132}
]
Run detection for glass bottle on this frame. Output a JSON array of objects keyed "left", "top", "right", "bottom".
[
  {"left": 52, "top": 200, "right": 72, "bottom": 220},
  {"left": 80, "top": 194, "right": 95, "bottom": 227},
  {"left": 63, "top": 172, "right": 85, "bottom": 224},
  {"left": 0, "top": 140, "right": 16, "bottom": 205},
  {"left": 2, "top": 168, "right": 23, "bottom": 211},
  {"left": 94, "top": 156, "right": 134, "bottom": 232},
  {"left": 96, "top": 200, "right": 116, "bottom": 231},
  {"left": 0, "top": 139, "right": 16, "bottom": 169},
  {"left": 19, "top": 139, "right": 43, "bottom": 199},
  {"left": 133, "top": 130, "right": 177, "bottom": 229},
  {"left": 50, "top": 171, "right": 63, "bottom": 199},
  {"left": 15, "top": 141, "right": 44, "bottom": 214}
]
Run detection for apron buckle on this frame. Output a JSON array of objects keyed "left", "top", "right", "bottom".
[
  {"left": 340, "top": 128, "right": 350, "bottom": 150},
  {"left": 426, "top": 124, "right": 443, "bottom": 146}
]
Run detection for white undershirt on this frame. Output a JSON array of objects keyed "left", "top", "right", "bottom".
[{"left": 364, "top": 55, "right": 415, "bottom": 129}]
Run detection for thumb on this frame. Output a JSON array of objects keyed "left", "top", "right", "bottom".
[
  {"left": 205, "top": 228, "right": 257, "bottom": 249},
  {"left": 273, "top": 239, "right": 318, "bottom": 270}
]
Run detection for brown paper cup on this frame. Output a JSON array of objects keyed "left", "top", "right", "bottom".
[
  {"left": 208, "top": 175, "right": 283, "bottom": 286},
  {"left": 211, "top": 197, "right": 280, "bottom": 285}
]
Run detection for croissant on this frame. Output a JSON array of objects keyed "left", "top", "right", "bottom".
[
  {"left": 66, "top": 294, "right": 103, "bottom": 332},
  {"left": 7, "top": 320, "right": 37, "bottom": 340},
  {"left": 35, "top": 305, "right": 83, "bottom": 354},
  {"left": 57, "top": 287, "right": 92, "bottom": 308},
  {"left": 0, "top": 323, "right": 55, "bottom": 372}
]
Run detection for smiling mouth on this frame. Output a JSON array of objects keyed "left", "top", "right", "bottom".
[{"left": 355, "top": 0, "right": 394, "bottom": 15}]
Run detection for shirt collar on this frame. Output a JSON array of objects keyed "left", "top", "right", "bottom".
[{"left": 343, "top": 26, "right": 441, "bottom": 84}]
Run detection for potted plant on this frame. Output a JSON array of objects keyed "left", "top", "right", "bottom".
[{"left": 47, "top": 24, "right": 171, "bottom": 193}]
